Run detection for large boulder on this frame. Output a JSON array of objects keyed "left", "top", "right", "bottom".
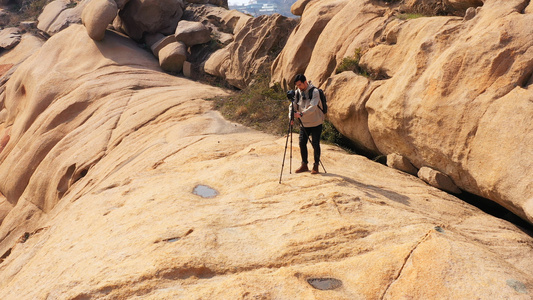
[
  {"left": 272, "top": 0, "right": 533, "bottom": 224},
  {"left": 324, "top": 71, "right": 381, "bottom": 153},
  {"left": 418, "top": 166, "right": 462, "bottom": 194},
  {"left": 115, "top": 0, "right": 185, "bottom": 40},
  {"left": 174, "top": 20, "right": 211, "bottom": 47},
  {"left": 37, "top": 0, "right": 91, "bottom": 36},
  {"left": 82, "top": 0, "right": 119, "bottom": 41},
  {"left": 0, "top": 28, "right": 21, "bottom": 50},
  {"left": 181, "top": 5, "right": 250, "bottom": 47},
  {"left": 150, "top": 34, "right": 177, "bottom": 57},
  {"left": 37, "top": 0, "right": 70, "bottom": 34},
  {"left": 270, "top": 0, "right": 349, "bottom": 89},
  {"left": 205, "top": 13, "right": 297, "bottom": 89},
  {"left": 291, "top": 0, "right": 312, "bottom": 16},
  {"left": 158, "top": 41, "right": 187, "bottom": 72},
  {"left": 47, "top": 1, "right": 89, "bottom": 35}
]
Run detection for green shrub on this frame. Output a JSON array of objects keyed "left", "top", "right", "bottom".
[{"left": 336, "top": 48, "right": 369, "bottom": 77}]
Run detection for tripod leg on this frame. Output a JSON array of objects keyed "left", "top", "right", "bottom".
[
  {"left": 290, "top": 123, "right": 293, "bottom": 174},
  {"left": 279, "top": 120, "right": 292, "bottom": 183}
]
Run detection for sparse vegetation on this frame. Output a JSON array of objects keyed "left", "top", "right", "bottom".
[
  {"left": 336, "top": 48, "right": 390, "bottom": 80},
  {"left": 18, "top": 0, "right": 53, "bottom": 20},
  {"left": 397, "top": 13, "right": 425, "bottom": 20},
  {"left": 397, "top": 2, "right": 448, "bottom": 18},
  {"left": 2, "top": 0, "right": 55, "bottom": 28},
  {"left": 212, "top": 70, "right": 289, "bottom": 135},
  {"left": 210, "top": 70, "right": 360, "bottom": 154},
  {"left": 336, "top": 48, "right": 369, "bottom": 76}
]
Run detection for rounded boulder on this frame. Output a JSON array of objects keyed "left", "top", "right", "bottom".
[
  {"left": 158, "top": 41, "right": 187, "bottom": 72},
  {"left": 82, "top": 0, "right": 118, "bottom": 41},
  {"left": 174, "top": 20, "right": 211, "bottom": 47}
]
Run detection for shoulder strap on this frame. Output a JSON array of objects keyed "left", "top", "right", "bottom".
[
  {"left": 309, "top": 87, "right": 324, "bottom": 112},
  {"left": 308, "top": 87, "right": 315, "bottom": 100}
]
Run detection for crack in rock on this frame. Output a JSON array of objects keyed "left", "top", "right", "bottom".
[{"left": 380, "top": 228, "right": 436, "bottom": 299}]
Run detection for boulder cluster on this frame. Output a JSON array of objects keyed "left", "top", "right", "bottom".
[{"left": 33, "top": 0, "right": 256, "bottom": 74}]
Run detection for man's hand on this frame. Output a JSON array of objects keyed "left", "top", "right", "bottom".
[{"left": 294, "top": 112, "right": 302, "bottom": 119}]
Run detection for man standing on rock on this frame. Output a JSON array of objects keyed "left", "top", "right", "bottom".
[{"left": 290, "top": 74, "right": 325, "bottom": 174}]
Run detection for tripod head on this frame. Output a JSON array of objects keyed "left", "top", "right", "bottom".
[
  {"left": 286, "top": 89, "right": 296, "bottom": 101},
  {"left": 286, "top": 90, "right": 296, "bottom": 120}
]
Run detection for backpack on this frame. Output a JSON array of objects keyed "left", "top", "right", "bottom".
[
  {"left": 309, "top": 87, "right": 327, "bottom": 114},
  {"left": 296, "top": 87, "right": 328, "bottom": 114}
]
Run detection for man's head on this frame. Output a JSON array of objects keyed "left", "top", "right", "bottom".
[{"left": 294, "top": 74, "right": 308, "bottom": 90}]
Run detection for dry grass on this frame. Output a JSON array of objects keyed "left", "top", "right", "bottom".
[{"left": 212, "top": 71, "right": 289, "bottom": 136}]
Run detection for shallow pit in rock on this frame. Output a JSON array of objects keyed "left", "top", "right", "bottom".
[
  {"left": 193, "top": 185, "right": 218, "bottom": 198},
  {"left": 307, "top": 278, "right": 343, "bottom": 290}
]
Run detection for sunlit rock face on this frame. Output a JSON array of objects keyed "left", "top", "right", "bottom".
[
  {"left": 0, "top": 22, "right": 531, "bottom": 299},
  {"left": 271, "top": 0, "right": 533, "bottom": 224}
]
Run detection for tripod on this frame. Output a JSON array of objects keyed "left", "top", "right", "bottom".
[
  {"left": 279, "top": 92, "right": 327, "bottom": 184},
  {"left": 279, "top": 100, "right": 294, "bottom": 184}
]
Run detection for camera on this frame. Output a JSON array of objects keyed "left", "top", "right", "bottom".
[{"left": 286, "top": 89, "right": 296, "bottom": 101}]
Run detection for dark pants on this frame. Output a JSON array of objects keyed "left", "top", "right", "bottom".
[{"left": 299, "top": 124, "right": 322, "bottom": 165}]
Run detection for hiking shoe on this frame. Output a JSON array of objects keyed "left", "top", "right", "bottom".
[
  {"left": 311, "top": 163, "right": 319, "bottom": 174},
  {"left": 295, "top": 164, "right": 309, "bottom": 173}
]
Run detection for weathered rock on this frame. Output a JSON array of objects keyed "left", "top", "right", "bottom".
[
  {"left": 418, "top": 167, "right": 462, "bottom": 194},
  {"left": 0, "top": 34, "right": 48, "bottom": 118},
  {"left": 158, "top": 41, "right": 187, "bottom": 72},
  {"left": 215, "top": 31, "right": 233, "bottom": 44},
  {"left": 45, "top": 1, "right": 88, "bottom": 36},
  {"left": 463, "top": 6, "right": 476, "bottom": 20},
  {"left": 271, "top": 0, "right": 349, "bottom": 89},
  {"left": 0, "top": 196, "right": 11, "bottom": 225},
  {"left": 0, "top": 23, "right": 532, "bottom": 300},
  {"left": 526, "top": 2, "right": 533, "bottom": 14},
  {"left": 182, "top": 60, "right": 192, "bottom": 77},
  {"left": 110, "top": 14, "right": 126, "bottom": 34},
  {"left": 0, "top": 64, "right": 13, "bottom": 78},
  {"left": 387, "top": 153, "right": 418, "bottom": 175},
  {"left": 291, "top": 0, "right": 312, "bottom": 16},
  {"left": 82, "top": 0, "right": 118, "bottom": 41},
  {"left": 324, "top": 71, "right": 380, "bottom": 153},
  {"left": 0, "top": 34, "right": 44, "bottom": 67},
  {"left": 182, "top": 5, "right": 250, "bottom": 49},
  {"left": 116, "top": 0, "right": 184, "bottom": 40},
  {"left": 203, "top": 46, "right": 229, "bottom": 77},
  {"left": 174, "top": 20, "right": 211, "bottom": 47},
  {"left": 220, "top": 9, "right": 252, "bottom": 34},
  {"left": 37, "top": 0, "right": 69, "bottom": 34},
  {"left": 206, "top": 13, "right": 297, "bottom": 89},
  {"left": 271, "top": 0, "right": 533, "bottom": 225},
  {"left": 0, "top": 28, "right": 21, "bottom": 50},
  {"left": 150, "top": 34, "right": 177, "bottom": 57},
  {"left": 363, "top": 0, "right": 533, "bottom": 223}
]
